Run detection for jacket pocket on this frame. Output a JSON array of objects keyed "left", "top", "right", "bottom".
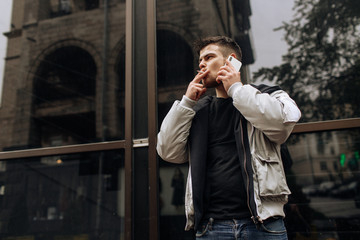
[{"left": 253, "top": 154, "right": 291, "bottom": 199}]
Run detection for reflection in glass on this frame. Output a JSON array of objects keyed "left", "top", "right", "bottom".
[
  {"left": 159, "top": 162, "right": 191, "bottom": 239},
  {"left": 0, "top": 150, "right": 124, "bottom": 239},
  {"left": 286, "top": 129, "right": 360, "bottom": 239},
  {"left": 0, "top": 1, "right": 126, "bottom": 150},
  {"left": 252, "top": 0, "right": 360, "bottom": 122},
  {"left": 156, "top": 29, "right": 195, "bottom": 238}
]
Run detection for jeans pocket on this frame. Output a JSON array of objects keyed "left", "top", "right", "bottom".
[
  {"left": 195, "top": 219, "right": 214, "bottom": 238},
  {"left": 260, "top": 217, "right": 287, "bottom": 234},
  {"left": 195, "top": 224, "right": 209, "bottom": 238}
]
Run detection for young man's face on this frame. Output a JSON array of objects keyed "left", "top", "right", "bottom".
[{"left": 198, "top": 44, "right": 227, "bottom": 88}]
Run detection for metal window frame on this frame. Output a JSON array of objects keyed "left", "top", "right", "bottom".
[
  {"left": 1, "top": 118, "right": 358, "bottom": 159},
  {"left": 124, "top": 0, "right": 133, "bottom": 238},
  {"left": 292, "top": 118, "right": 360, "bottom": 133},
  {"left": 147, "top": 0, "right": 158, "bottom": 238}
]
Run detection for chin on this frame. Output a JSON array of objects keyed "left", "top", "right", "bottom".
[
  {"left": 204, "top": 81, "right": 220, "bottom": 88},
  {"left": 203, "top": 77, "right": 220, "bottom": 88}
]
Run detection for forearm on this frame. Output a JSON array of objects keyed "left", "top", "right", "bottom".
[{"left": 156, "top": 96, "right": 196, "bottom": 163}]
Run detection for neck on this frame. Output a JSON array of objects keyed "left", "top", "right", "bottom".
[{"left": 215, "top": 84, "right": 229, "bottom": 98}]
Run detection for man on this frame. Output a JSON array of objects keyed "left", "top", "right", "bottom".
[{"left": 157, "top": 36, "right": 301, "bottom": 239}]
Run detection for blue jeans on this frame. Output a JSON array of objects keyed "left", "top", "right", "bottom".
[{"left": 195, "top": 217, "right": 288, "bottom": 240}]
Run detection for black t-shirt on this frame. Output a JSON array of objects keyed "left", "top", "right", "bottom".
[{"left": 203, "top": 97, "right": 250, "bottom": 220}]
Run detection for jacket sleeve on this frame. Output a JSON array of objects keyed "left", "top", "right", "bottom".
[
  {"left": 228, "top": 83, "right": 301, "bottom": 144},
  {"left": 156, "top": 96, "right": 196, "bottom": 163}
]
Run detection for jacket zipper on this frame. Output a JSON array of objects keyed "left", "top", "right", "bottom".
[{"left": 240, "top": 119, "right": 262, "bottom": 225}]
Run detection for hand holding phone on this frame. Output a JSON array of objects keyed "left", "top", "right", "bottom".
[
  {"left": 227, "top": 56, "right": 242, "bottom": 72},
  {"left": 217, "top": 56, "right": 242, "bottom": 91}
]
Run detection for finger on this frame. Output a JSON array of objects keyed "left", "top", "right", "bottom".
[
  {"left": 186, "top": 84, "right": 206, "bottom": 100},
  {"left": 225, "top": 59, "right": 236, "bottom": 71},
  {"left": 217, "top": 69, "right": 229, "bottom": 81},
  {"left": 219, "top": 66, "right": 231, "bottom": 75},
  {"left": 217, "top": 69, "right": 227, "bottom": 75},
  {"left": 195, "top": 87, "right": 207, "bottom": 100},
  {"left": 188, "top": 85, "right": 205, "bottom": 97},
  {"left": 190, "top": 83, "right": 205, "bottom": 89},
  {"left": 216, "top": 72, "right": 230, "bottom": 83},
  {"left": 193, "top": 69, "right": 209, "bottom": 83},
  {"left": 192, "top": 73, "right": 203, "bottom": 83}
]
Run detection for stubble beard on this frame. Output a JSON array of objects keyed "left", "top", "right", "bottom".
[{"left": 203, "top": 73, "right": 220, "bottom": 88}]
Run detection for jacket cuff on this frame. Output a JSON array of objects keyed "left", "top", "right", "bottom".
[
  {"left": 227, "top": 82, "right": 243, "bottom": 98},
  {"left": 179, "top": 95, "right": 197, "bottom": 109}
]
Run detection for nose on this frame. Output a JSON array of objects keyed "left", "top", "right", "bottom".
[{"left": 199, "top": 60, "right": 206, "bottom": 69}]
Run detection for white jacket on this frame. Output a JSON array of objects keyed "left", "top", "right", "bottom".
[{"left": 157, "top": 83, "right": 301, "bottom": 230}]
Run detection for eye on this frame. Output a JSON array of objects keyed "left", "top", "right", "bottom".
[{"left": 199, "top": 55, "right": 213, "bottom": 63}]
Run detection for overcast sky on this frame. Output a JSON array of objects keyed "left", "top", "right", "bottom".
[
  {"left": 249, "top": 0, "right": 295, "bottom": 80},
  {"left": 0, "top": 0, "right": 12, "bottom": 101}
]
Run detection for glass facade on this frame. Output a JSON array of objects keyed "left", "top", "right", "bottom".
[
  {"left": 0, "top": 0, "right": 358, "bottom": 239},
  {"left": 286, "top": 129, "right": 360, "bottom": 239},
  {"left": 0, "top": 150, "right": 125, "bottom": 239}
]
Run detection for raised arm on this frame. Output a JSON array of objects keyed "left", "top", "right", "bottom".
[
  {"left": 157, "top": 97, "right": 196, "bottom": 163},
  {"left": 228, "top": 83, "right": 301, "bottom": 144},
  {"left": 157, "top": 69, "right": 209, "bottom": 163}
]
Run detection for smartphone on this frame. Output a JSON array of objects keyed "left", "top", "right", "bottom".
[{"left": 227, "top": 56, "right": 242, "bottom": 72}]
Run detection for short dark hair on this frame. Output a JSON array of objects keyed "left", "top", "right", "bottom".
[{"left": 193, "top": 36, "right": 242, "bottom": 61}]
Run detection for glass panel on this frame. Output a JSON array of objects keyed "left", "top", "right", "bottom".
[
  {"left": 0, "top": 0, "right": 126, "bottom": 150},
  {"left": 250, "top": 0, "right": 360, "bottom": 122},
  {"left": 133, "top": 0, "right": 148, "bottom": 139},
  {"left": 133, "top": 148, "right": 149, "bottom": 239},
  {"left": 159, "top": 161, "right": 194, "bottom": 239},
  {"left": 156, "top": 1, "right": 252, "bottom": 239},
  {"left": 0, "top": 150, "right": 125, "bottom": 239},
  {"left": 286, "top": 128, "right": 360, "bottom": 239}
]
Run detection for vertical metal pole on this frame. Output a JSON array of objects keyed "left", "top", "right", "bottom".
[
  {"left": 125, "top": 0, "right": 134, "bottom": 238},
  {"left": 147, "top": 0, "right": 158, "bottom": 239}
]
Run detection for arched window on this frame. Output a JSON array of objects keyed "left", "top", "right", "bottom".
[
  {"left": 34, "top": 46, "right": 96, "bottom": 104},
  {"left": 32, "top": 46, "right": 97, "bottom": 146}
]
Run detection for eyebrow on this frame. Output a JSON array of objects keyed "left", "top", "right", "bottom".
[{"left": 199, "top": 52, "right": 216, "bottom": 63}]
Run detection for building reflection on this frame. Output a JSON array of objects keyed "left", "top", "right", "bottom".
[{"left": 286, "top": 130, "right": 360, "bottom": 239}]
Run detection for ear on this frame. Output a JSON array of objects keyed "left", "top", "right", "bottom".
[{"left": 230, "top": 53, "right": 237, "bottom": 59}]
